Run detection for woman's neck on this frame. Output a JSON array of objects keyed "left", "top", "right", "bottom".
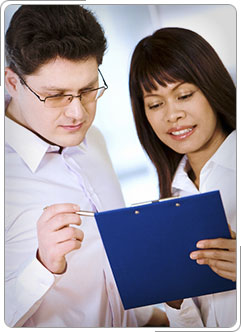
[{"left": 187, "top": 128, "right": 227, "bottom": 189}]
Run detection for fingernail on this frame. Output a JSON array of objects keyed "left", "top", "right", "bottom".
[
  {"left": 190, "top": 252, "right": 197, "bottom": 259},
  {"left": 74, "top": 204, "right": 80, "bottom": 211},
  {"left": 197, "top": 242, "right": 204, "bottom": 248}
]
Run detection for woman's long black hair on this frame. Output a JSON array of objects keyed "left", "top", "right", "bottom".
[{"left": 129, "top": 27, "right": 236, "bottom": 198}]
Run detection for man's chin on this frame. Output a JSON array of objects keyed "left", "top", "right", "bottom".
[{"left": 57, "top": 136, "right": 86, "bottom": 148}]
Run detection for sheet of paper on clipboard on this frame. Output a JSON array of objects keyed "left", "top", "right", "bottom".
[{"left": 94, "top": 190, "right": 236, "bottom": 310}]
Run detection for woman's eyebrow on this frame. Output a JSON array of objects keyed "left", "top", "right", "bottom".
[
  {"left": 172, "top": 81, "right": 185, "bottom": 91},
  {"left": 143, "top": 82, "right": 188, "bottom": 98}
]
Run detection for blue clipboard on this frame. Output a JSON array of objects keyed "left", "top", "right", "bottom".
[{"left": 95, "top": 190, "right": 236, "bottom": 310}]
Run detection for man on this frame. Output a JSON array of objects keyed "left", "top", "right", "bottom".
[{"left": 5, "top": 5, "right": 168, "bottom": 327}]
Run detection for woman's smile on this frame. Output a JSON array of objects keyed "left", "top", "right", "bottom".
[{"left": 167, "top": 125, "right": 197, "bottom": 140}]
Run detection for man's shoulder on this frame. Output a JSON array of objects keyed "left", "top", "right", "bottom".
[
  {"left": 82, "top": 125, "right": 114, "bottom": 173},
  {"left": 86, "top": 125, "right": 104, "bottom": 140},
  {"left": 85, "top": 125, "right": 108, "bottom": 152}
]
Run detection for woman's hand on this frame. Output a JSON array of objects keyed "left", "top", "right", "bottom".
[{"left": 190, "top": 226, "right": 236, "bottom": 282}]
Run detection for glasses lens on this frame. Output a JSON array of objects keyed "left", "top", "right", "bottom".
[
  {"left": 81, "top": 87, "right": 106, "bottom": 105},
  {"left": 96, "top": 87, "right": 106, "bottom": 99},
  {"left": 44, "top": 78, "right": 107, "bottom": 108},
  {"left": 45, "top": 95, "right": 73, "bottom": 108}
]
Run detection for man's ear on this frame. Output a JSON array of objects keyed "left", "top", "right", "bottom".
[{"left": 5, "top": 67, "right": 21, "bottom": 97}]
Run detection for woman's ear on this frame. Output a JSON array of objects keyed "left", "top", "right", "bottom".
[{"left": 5, "top": 67, "right": 21, "bottom": 97}]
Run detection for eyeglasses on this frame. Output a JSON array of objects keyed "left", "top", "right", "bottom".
[{"left": 19, "top": 69, "right": 108, "bottom": 108}]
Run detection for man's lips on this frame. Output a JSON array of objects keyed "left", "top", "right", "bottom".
[
  {"left": 59, "top": 123, "right": 83, "bottom": 131},
  {"left": 167, "top": 125, "right": 197, "bottom": 140}
]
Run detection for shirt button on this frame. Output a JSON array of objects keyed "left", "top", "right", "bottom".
[{"left": 109, "top": 282, "right": 115, "bottom": 291}]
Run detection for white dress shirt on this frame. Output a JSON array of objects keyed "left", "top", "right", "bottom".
[
  {"left": 164, "top": 130, "right": 237, "bottom": 327},
  {"left": 5, "top": 116, "right": 152, "bottom": 327}
]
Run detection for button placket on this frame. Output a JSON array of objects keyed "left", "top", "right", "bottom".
[{"left": 62, "top": 153, "right": 101, "bottom": 211}]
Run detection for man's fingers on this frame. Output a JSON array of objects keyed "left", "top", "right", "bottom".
[
  {"left": 55, "top": 227, "right": 84, "bottom": 243},
  {"left": 48, "top": 213, "right": 82, "bottom": 231},
  {"left": 57, "top": 239, "right": 82, "bottom": 257},
  {"left": 40, "top": 203, "right": 80, "bottom": 222}
]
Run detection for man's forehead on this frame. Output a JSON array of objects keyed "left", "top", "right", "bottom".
[{"left": 25, "top": 57, "right": 99, "bottom": 90}]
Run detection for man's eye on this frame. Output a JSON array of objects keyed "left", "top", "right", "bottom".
[
  {"left": 81, "top": 85, "right": 97, "bottom": 93},
  {"left": 47, "top": 93, "right": 64, "bottom": 98},
  {"left": 82, "top": 89, "right": 94, "bottom": 94}
]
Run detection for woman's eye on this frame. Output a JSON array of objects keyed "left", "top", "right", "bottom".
[
  {"left": 178, "top": 92, "right": 194, "bottom": 100},
  {"left": 148, "top": 102, "right": 163, "bottom": 110}
]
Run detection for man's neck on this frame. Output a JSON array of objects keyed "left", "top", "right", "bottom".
[{"left": 6, "top": 99, "right": 64, "bottom": 153}]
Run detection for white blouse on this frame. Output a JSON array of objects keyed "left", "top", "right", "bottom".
[{"left": 164, "top": 131, "right": 237, "bottom": 327}]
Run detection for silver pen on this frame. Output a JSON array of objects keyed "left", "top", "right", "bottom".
[
  {"left": 75, "top": 196, "right": 180, "bottom": 217},
  {"left": 76, "top": 210, "right": 95, "bottom": 217},
  {"left": 43, "top": 206, "right": 96, "bottom": 217}
]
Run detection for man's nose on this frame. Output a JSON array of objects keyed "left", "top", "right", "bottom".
[{"left": 64, "top": 97, "right": 86, "bottom": 120}]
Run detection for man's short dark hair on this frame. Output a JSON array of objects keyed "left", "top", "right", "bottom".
[{"left": 5, "top": 5, "right": 107, "bottom": 76}]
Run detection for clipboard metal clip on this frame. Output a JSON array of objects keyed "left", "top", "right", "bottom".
[{"left": 131, "top": 196, "right": 180, "bottom": 207}]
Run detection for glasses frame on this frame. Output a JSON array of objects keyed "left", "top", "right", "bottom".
[{"left": 19, "top": 69, "right": 108, "bottom": 108}]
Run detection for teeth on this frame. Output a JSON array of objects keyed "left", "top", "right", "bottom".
[{"left": 171, "top": 128, "right": 193, "bottom": 136}]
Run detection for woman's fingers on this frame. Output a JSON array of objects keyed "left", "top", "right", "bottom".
[
  {"left": 190, "top": 234, "right": 236, "bottom": 282},
  {"left": 190, "top": 248, "right": 235, "bottom": 262},
  {"left": 210, "top": 266, "right": 236, "bottom": 282},
  {"left": 196, "top": 238, "right": 236, "bottom": 251},
  {"left": 196, "top": 257, "right": 236, "bottom": 272}
]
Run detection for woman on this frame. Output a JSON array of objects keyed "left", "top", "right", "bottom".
[{"left": 129, "top": 27, "right": 236, "bottom": 327}]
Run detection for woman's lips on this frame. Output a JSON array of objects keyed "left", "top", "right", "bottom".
[
  {"left": 167, "top": 125, "right": 196, "bottom": 140},
  {"left": 60, "top": 123, "right": 83, "bottom": 131}
]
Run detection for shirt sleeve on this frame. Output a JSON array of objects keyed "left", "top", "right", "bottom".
[
  {"left": 164, "top": 298, "right": 204, "bottom": 327},
  {"left": 5, "top": 256, "right": 55, "bottom": 327}
]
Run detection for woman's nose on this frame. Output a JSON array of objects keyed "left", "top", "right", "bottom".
[{"left": 165, "top": 102, "right": 186, "bottom": 123}]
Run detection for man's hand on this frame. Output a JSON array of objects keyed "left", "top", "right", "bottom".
[
  {"left": 37, "top": 203, "right": 84, "bottom": 274},
  {"left": 190, "top": 226, "right": 236, "bottom": 282}
]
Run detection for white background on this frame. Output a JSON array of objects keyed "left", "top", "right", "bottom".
[{"left": 1, "top": 2, "right": 240, "bottom": 331}]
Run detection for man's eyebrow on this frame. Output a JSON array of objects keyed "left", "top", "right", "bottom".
[{"left": 40, "top": 76, "right": 98, "bottom": 92}]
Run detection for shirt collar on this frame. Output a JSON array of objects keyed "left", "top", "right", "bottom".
[
  {"left": 5, "top": 116, "right": 52, "bottom": 173},
  {"left": 209, "top": 130, "right": 236, "bottom": 171},
  {"left": 172, "top": 155, "right": 194, "bottom": 193},
  {"left": 5, "top": 116, "right": 87, "bottom": 173},
  {"left": 172, "top": 130, "right": 236, "bottom": 191}
]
